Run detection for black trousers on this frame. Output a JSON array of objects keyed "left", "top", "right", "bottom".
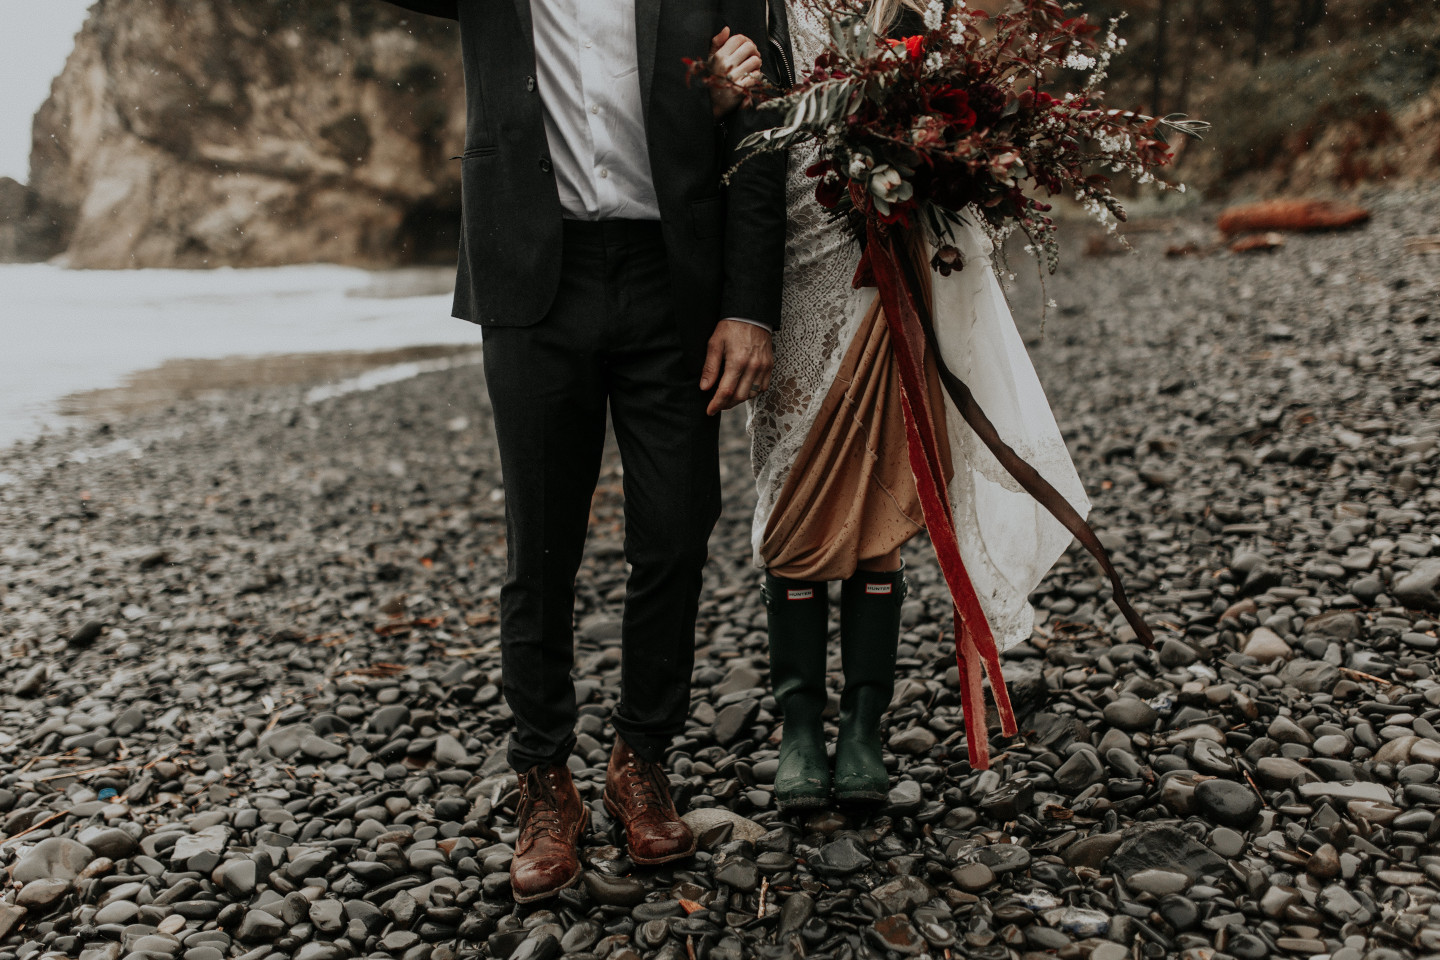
[{"left": 482, "top": 220, "right": 722, "bottom": 773}]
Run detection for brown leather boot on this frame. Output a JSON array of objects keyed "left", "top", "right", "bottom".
[
  {"left": 510, "top": 764, "right": 588, "bottom": 903},
  {"left": 602, "top": 738, "right": 696, "bottom": 866}
]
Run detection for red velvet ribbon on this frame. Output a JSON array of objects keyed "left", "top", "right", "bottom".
[{"left": 864, "top": 225, "right": 1018, "bottom": 770}]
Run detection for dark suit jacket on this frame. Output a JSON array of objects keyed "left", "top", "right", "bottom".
[{"left": 382, "top": 0, "right": 786, "bottom": 359}]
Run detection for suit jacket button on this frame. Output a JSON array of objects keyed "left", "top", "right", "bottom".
[
  {"left": 525, "top": 75, "right": 537, "bottom": 92},
  {"left": 539, "top": 158, "right": 553, "bottom": 174}
]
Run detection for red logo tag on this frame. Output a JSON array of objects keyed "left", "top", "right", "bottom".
[
  {"left": 787, "top": 588, "right": 814, "bottom": 601},
  {"left": 866, "top": 583, "right": 893, "bottom": 595}
]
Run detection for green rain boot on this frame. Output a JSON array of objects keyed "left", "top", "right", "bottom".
[
  {"left": 763, "top": 572, "right": 832, "bottom": 811},
  {"left": 834, "top": 565, "right": 906, "bottom": 804}
]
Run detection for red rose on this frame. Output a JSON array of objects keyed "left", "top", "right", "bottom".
[
  {"left": 904, "top": 35, "right": 925, "bottom": 60},
  {"left": 814, "top": 178, "right": 845, "bottom": 209},
  {"left": 928, "top": 86, "right": 977, "bottom": 131},
  {"left": 806, "top": 160, "right": 845, "bottom": 209}
]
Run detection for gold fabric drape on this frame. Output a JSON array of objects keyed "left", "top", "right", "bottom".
[{"left": 760, "top": 282, "right": 952, "bottom": 582}]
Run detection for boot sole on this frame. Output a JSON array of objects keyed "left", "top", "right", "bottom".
[
  {"left": 603, "top": 794, "right": 697, "bottom": 866},
  {"left": 510, "top": 808, "right": 589, "bottom": 904},
  {"left": 777, "top": 794, "right": 830, "bottom": 813},
  {"left": 835, "top": 789, "right": 887, "bottom": 804}
]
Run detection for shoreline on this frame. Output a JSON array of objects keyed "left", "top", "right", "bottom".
[{"left": 0, "top": 262, "right": 477, "bottom": 453}]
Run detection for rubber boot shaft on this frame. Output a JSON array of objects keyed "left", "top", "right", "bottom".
[
  {"left": 763, "top": 572, "right": 831, "bottom": 810},
  {"left": 835, "top": 566, "right": 905, "bottom": 803}
]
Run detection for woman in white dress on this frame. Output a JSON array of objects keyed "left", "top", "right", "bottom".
[{"left": 716, "top": 0, "right": 1093, "bottom": 810}]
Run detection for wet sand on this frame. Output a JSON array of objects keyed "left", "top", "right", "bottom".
[{"left": 58, "top": 344, "right": 481, "bottom": 421}]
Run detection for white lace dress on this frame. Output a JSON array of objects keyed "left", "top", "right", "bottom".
[{"left": 746, "top": 2, "right": 1092, "bottom": 650}]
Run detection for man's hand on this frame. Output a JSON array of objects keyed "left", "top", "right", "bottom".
[
  {"left": 700, "top": 319, "right": 774, "bottom": 415},
  {"left": 708, "top": 27, "right": 763, "bottom": 119}
]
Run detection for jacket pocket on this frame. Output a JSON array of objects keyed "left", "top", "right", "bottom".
[
  {"left": 459, "top": 145, "right": 498, "bottom": 160},
  {"left": 690, "top": 196, "right": 724, "bottom": 239}
]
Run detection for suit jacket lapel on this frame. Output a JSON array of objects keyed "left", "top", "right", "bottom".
[
  {"left": 635, "top": 0, "right": 662, "bottom": 122},
  {"left": 512, "top": 0, "right": 534, "bottom": 44}
]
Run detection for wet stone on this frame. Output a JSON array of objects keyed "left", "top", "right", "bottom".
[
  {"left": 1103, "top": 698, "right": 1158, "bottom": 731},
  {"left": 16, "top": 879, "right": 69, "bottom": 910},
  {"left": 1209, "top": 827, "right": 1246, "bottom": 858},
  {"left": 1194, "top": 778, "right": 1261, "bottom": 828},
  {"left": 14, "top": 838, "right": 94, "bottom": 883},
  {"left": 977, "top": 844, "right": 1031, "bottom": 874},
  {"left": 1064, "top": 832, "right": 1123, "bottom": 869},
  {"left": 1110, "top": 824, "right": 1225, "bottom": 881},
  {"left": 868, "top": 916, "right": 925, "bottom": 957},
  {"left": 951, "top": 862, "right": 996, "bottom": 892},
  {"left": 886, "top": 779, "right": 923, "bottom": 814},
  {"left": 1128, "top": 868, "right": 1190, "bottom": 895},
  {"left": 1055, "top": 748, "right": 1105, "bottom": 791},
  {"left": 811, "top": 837, "right": 872, "bottom": 876},
  {"left": 712, "top": 857, "right": 759, "bottom": 892},
  {"left": 583, "top": 874, "right": 646, "bottom": 908},
  {"left": 871, "top": 876, "right": 934, "bottom": 914}
]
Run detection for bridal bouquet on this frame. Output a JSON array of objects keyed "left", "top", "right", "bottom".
[{"left": 727, "top": 0, "right": 1206, "bottom": 275}]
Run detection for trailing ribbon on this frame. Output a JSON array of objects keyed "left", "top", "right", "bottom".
[{"left": 860, "top": 221, "right": 1154, "bottom": 769}]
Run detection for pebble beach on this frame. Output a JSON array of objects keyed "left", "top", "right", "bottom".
[{"left": 1, "top": 185, "right": 1439, "bottom": 960}]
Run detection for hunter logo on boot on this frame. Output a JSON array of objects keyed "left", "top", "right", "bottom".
[
  {"left": 865, "top": 583, "right": 893, "bottom": 595},
  {"left": 787, "top": 588, "right": 815, "bottom": 600}
]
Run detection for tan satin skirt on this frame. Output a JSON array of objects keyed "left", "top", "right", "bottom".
[{"left": 760, "top": 289, "right": 952, "bottom": 582}]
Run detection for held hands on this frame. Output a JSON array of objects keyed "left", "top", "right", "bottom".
[
  {"left": 701, "top": 319, "right": 775, "bottom": 416},
  {"left": 708, "top": 28, "right": 763, "bottom": 119}
]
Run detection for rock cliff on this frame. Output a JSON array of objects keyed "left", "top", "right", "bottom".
[
  {"left": 25, "top": 1, "right": 464, "bottom": 268},
  {"left": 0, "top": 177, "right": 68, "bottom": 263}
]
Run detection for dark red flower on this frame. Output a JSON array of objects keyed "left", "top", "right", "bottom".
[
  {"left": 814, "top": 177, "right": 845, "bottom": 209},
  {"left": 931, "top": 244, "right": 964, "bottom": 277},
  {"left": 968, "top": 83, "right": 1005, "bottom": 126},
  {"left": 904, "top": 35, "right": 925, "bottom": 60},
  {"left": 927, "top": 86, "right": 977, "bottom": 131},
  {"left": 1018, "top": 88, "right": 1060, "bottom": 112},
  {"left": 804, "top": 159, "right": 832, "bottom": 180}
]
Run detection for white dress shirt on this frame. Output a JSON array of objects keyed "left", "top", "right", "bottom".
[
  {"left": 530, "top": 0, "right": 661, "bottom": 221},
  {"left": 529, "top": 0, "right": 768, "bottom": 330}
]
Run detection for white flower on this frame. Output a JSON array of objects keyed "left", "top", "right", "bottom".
[
  {"left": 1064, "top": 52, "right": 1097, "bottom": 71},
  {"left": 848, "top": 155, "right": 873, "bottom": 178},
  {"left": 924, "top": 0, "right": 944, "bottom": 30},
  {"left": 868, "top": 165, "right": 913, "bottom": 204}
]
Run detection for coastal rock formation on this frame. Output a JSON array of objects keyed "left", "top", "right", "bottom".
[
  {"left": 27, "top": 1, "right": 464, "bottom": 268},
  {"left": 0, "top": 177, "right": 68, "bottom": 262}
]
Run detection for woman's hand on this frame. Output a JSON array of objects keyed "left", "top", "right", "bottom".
[{"left": 708, "top": 27, "right": 764, "bottom": 119}]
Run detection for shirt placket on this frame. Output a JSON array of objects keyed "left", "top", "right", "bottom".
[{"left": 578, "top": 8, "right": 619, "bottom": 217}]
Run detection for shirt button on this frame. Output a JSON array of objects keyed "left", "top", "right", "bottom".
[
  {"left": 540, "top": 158, "right": 553, "bottom": 174},
  {"left": 525, "top": 75, "right": 537, "bottom": 92},
  {"left": 583, "top": 39, "right": 593, "bottom": 49},
  {"left": 598, "top": 168, "right": 609, "bottom": 179},
  {"left": 589, "top": 104, "right": 600, "bottom": 115}
]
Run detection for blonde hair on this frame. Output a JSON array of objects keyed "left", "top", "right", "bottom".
[{"left": 868, "top": 0, "right": 926, "bottom": 31}]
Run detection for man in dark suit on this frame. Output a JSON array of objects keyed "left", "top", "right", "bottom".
[{"left": 378, "top": 0, "right": 785, "bottom": 903}]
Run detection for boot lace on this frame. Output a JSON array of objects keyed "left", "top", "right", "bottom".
[
  {"left": 619, "top": 757, "right": 670, "bottom": 813},
  {"left": 519, "top": 769, "right": 567, "bottom": 844}
]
